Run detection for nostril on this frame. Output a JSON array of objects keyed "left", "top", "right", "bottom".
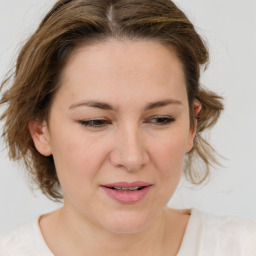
[{"left": 109, "top": 133, "right": 149, "bottom": 171}]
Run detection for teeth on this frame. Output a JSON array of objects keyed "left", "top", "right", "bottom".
[{"left": 113, "top": 186, "right": 141, "bottom": 191}]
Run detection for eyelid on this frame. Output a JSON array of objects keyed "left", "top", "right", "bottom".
[
  {"left": 78, "top": 115, "right": 175, "bottom": 129},
  {"left": 79, "top": 118, "right": 111, "bottom": 128},
  {"left": 145, "top": 115, "right": 175, "bottom": 125}
]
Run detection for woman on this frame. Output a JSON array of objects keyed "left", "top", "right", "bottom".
[{"left": 0, "top": 0, "right": 255, "bottom": 255}]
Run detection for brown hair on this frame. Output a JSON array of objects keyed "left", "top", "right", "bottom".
[{"left": 0, "top": 0, "right": 223, "bottom": 201}]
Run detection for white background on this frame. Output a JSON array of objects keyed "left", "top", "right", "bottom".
[{"left": 0, "top": 0, "right": 255, "bottom": 233}]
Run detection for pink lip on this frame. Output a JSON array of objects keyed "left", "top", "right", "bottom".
[
  {"left": 100, "top": 181, "right": 152, "bottom": 204},
  {"left": 102, "top": 181, "right": 152, "bottom": 188}
]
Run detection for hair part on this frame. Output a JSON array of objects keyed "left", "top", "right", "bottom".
[{"left": 0, "top": 0, "right": 223, "bottom": 201}]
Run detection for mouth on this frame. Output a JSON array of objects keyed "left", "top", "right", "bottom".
[
  {"left": 103, "top": 186, "right": 148, "bottom": 192},
  {"left": 101, "top": 181, "right": 152, "bottom": 191},
  {"left": 100, "top": 181, "right": 152, "bottom": 203}
]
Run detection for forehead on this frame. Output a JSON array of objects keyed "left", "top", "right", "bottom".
[
  {"left": 56, "top": 39, "right": 187, "bottom": 107},
  {"left": 62, "top": 38, "right": 184, "bottom": 80}
]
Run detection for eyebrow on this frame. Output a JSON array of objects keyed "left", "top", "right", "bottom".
[
  {"left": 69, "top": 99, "right": 182, "bottom": 111},
  {"left": 144, "top": 99, "right": 182, "bottom": 111},
  {"left": 69, "top": 100, "right": 119, "bottom": 111}
]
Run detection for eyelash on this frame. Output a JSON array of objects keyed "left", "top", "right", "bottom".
[
  {"left": 146, "top": 116, "right": 175, "bottom": 126},
  {"left": 79, "top": 116, "right": 175, "bottom": 128},
  {"left": 79, "top": 119, "right": 110, "bottom": 128}
]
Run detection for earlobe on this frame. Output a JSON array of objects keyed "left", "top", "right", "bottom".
[{"left": 28, "top": 120, "right": 52, "bottom": 156}]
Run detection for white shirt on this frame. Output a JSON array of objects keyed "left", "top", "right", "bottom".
[
  {"left": 177, "top": 209, "right": 256, "bottom": 256},
  {"left": 0, "top": 209, "right": 255, "bottom": 256}
]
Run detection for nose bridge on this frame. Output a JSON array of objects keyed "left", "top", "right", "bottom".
[
  {"left": 123, "top": 123, "right": 142, "bottom": 155},
  {"left": 110, "top": 122, "right": 148, "bottom": 171}
]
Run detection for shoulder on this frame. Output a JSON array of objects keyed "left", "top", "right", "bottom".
[
  {"left": 0, "top": 217, "right": 52, "bottom": 256},
  {"left": 192, "top": 209, "right": 256, "bottom": 238},
  {"left": 179, "top": 209, "right": 256, "bottom": 256}
]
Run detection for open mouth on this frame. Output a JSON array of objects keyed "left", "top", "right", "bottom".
[
  {"left": 101, "top": 183, "right": 152, "bottom": 203},
  {"left": 105, "top": 186, "right": 147, "bottom": 192}
]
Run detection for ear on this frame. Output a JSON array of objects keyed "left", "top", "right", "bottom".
[
  {"left": 185, "top": 100, "right": 201, "bottom": 153},
  {"left": 28, "top": 120, "right": 52, "bottom": 156}
]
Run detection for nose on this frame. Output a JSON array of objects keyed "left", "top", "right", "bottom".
[{"left": 109, "top": 125, "right": 149, "bottom": 172}]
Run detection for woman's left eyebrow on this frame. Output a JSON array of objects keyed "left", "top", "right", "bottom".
[
  {"left": 69, "top": 99, "right": 182, "bottom": 111},
  {"left": 144, "top": 99, "right": 182, "bottom": 111}
]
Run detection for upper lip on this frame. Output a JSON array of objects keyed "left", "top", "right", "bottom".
[{"left": 101, "top": 181, "right": 152, "bottom": 188}]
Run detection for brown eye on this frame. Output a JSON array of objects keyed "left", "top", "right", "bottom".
[
  {"left": 146, "top": 116, "right": 175, "bottom": 126},
  {"left": 79, "top": 119, "right": 110, "bottom": 128}
]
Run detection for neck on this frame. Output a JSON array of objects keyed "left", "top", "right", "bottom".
[{"left": 54, "top": 205, "right": 167, "bottom": 256}]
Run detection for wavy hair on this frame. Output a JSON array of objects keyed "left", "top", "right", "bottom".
[{"left": 0, "top": 0, "right": 223, "bottom": 200}]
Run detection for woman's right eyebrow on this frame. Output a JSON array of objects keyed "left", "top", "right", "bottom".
[
  {"left": 69, "top": 99, "right": 182, "bottom": 111},
  {"left": 69, "top": 100, "right": 119, "bottom": 111}
]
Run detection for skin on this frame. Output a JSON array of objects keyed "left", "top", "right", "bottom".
[{"left": 29, "top": 38, "right": 200, "bottom": 256}]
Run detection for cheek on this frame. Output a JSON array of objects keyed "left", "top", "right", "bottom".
[
  {"left": 150, "top": 134, "right": 188, "bottom": 201},
  {"left": 150, "top": 131, "right": 189, "bottom": 175},
  {"left": 49, "top": 129, "right": 109, "bottom": 195}
]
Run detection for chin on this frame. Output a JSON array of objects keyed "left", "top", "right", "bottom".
[{"left": 100, "top": 209, "right": 159, "bottom": 234}]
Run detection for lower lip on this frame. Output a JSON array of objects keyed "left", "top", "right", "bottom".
[{"left": 101, "top": 186, "right": 151, "bottom": 204}]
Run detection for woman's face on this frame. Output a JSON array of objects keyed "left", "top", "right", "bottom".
[{"left": 31, "top": 39, "right": 197, "bottom": 233}]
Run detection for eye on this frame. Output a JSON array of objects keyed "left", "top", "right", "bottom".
[
  {"left": 79, "top": 118, "right": 111, "bottom": 128},
  {"left": 145, "top": 116, "right": 175, "bottom": 126}
]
